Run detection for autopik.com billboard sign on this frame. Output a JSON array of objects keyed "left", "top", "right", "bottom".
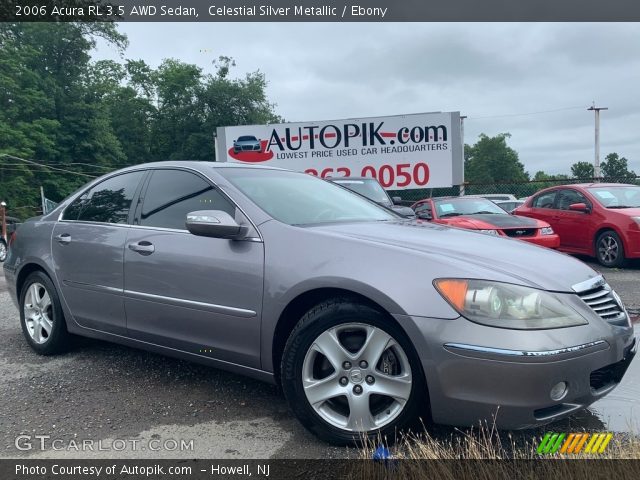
[{"left": 217, "top": 112, "right": 463, "bottom": 190}]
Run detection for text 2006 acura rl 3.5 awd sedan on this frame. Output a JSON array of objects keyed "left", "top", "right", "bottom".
[{"left": 3, "top": 162, "right": 637, "bottom": 444}]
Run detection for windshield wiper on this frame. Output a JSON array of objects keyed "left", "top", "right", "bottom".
[
  {"left": 439, "top": 212, "right": 463, "bottom": 218},
  {"left": 607, "top": 205, "right": 636, "bottom": 209},
  {"left": 473, "top": 211, "right": 502, "bottom": 214}
]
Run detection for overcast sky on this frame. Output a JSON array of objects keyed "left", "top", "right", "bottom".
[{"left": 94, "top": 23, "right": 640, "bottom": 176}]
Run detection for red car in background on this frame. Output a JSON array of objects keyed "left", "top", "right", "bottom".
[
  {"left": 411, "top": 196, "right": 560, "bottom": 248},
  {"left": 515, "top": 183, "right": 640, "bottom": 267}
]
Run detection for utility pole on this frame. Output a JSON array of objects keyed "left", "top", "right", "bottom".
[
  {"left": 459, "top": 115, "right": 467, "bottom": 196},
  {"left": 587, "top": 104, "right": 608, "bottom": 181},
  {"left": 40, "top": 186, "right": 46, "bottom": 215},
  {"left": 213, "top": 130, "right": 218, "bottom": 162}
]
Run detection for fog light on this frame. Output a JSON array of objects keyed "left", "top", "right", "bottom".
[{"left": 550, "top": 381, "right": 568, "bottom": 401}]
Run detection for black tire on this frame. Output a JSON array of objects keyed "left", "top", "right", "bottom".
[
  {"left": 19, "top": 271, "right": 71, "bottom": 355},
  {"left": 280, "top": 297, "right": 427, "bottom": 445},
  {"left": 0, "top": 239, "right": 7, "bottom": 262},
  {"left": 596, "top": 230, "right": 626, "bottom": 268}
]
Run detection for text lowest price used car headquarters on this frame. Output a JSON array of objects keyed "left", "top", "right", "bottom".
[{"left": 4, "top": 161, "right": 636, "bottom": 444}]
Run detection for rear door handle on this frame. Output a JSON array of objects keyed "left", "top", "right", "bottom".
[
  {"left": 128, "top": 241, "right": 155, "bottom": 255},
  {"left": 55, "top": 233, "right": 71, "bottom": 245}
]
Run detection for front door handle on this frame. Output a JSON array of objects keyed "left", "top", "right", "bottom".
[
  {"left": 128, "top": 241, "right": 155, "bottom": 255},
  {"left": 55, "top": 233, "right": 71, "bottom": 245}
]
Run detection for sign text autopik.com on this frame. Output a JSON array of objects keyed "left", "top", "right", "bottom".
[{"left": 266, "top": 122, "right": 448, "bottom": 152}]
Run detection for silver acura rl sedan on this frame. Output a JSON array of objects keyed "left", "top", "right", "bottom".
[{"left": 3, "top": 162, "right": 636, "bottom": 444}]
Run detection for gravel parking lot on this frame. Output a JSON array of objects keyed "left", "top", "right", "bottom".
[{"left": 0, "top": 259, "right": 638, "bottom": 459}]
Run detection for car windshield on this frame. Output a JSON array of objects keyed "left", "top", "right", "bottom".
[
  {"left": 237, "top": 136, "right": 257, "bottom": 142},
  {"left": 331, "top": 179, "right": 392, "bottom": 206},
  {"left": 434, "top": 198, "right": 507, "bottom": 217},
  {"left": 221, "top": 168, "right": 397, "bottom": 225},
  {"left": 587, "top": 186, "right": 640, "bottom": 208}
]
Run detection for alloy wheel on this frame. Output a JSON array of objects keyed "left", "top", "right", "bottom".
[
  {"left": 302, "top": 322, "right": 412, "bottom": 432},
  {"left": 23, "top": 282, "right": 54, "bottom": 344},
  {"left": 598, "top": 235, "right": 619, "bottom": 264}
]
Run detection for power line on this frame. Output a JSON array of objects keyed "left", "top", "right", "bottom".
[
  {"left": 0, "top": 154, "right": 98, "bottom": 178},
  {"left": 0, "top": 164, "right": 109, "bottom": 175},
  {"left": 467, "top": 105, "right": 586, "bottom": 120}
]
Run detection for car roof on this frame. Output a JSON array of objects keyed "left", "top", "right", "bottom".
[
  {"left": 543, "top": 183, "right": 637, "bottom": 189},
  {"left": 327, "top": 177, "right": 375, "bottom": 182},
  {"left": 411, "top": 196, "right": 486, "bottom": 204},
  {"left": 432, "top": 196, "right": 490, "bottom": 201},
  {"left": 114, "top": 161, "right": 286, "bottom": 173}
]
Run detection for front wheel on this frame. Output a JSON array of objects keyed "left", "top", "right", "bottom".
[
  {"left": 281, "top": 298, "right": 427, "bottom": 445},
  {"left": 596, "top": 230, "right": 626, "bottom": 268}
]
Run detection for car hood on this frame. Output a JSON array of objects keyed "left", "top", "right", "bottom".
[
  {"left": 310, "top": 220, "right": 596, "bottom": 292},
  {"left": 439, "top": 214, "right": 546, "bottom": 229}
]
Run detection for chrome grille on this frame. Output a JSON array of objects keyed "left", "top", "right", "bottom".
[
  {"left": 573, "top": 276, "right": 629, "bottom": 327},
  {"left": 503, "top": 228, "right": 536, "bottom": 238}
]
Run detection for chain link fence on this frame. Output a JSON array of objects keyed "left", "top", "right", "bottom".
[{"left": 390, "top": 177, "right": 640, "bottom": 206}]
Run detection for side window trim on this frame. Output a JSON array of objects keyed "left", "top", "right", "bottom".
[{"left": 128, "top": 170, "right": 150, "bottom": 225}]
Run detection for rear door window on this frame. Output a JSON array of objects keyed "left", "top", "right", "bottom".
[
  {"left": 64, "top": 171, "right": 145, "bottom": 224},
  {"left": 532, "top": 191, "right": 557, "bottom": 209}
]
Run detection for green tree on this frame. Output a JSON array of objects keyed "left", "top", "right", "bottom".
[
  {"left": 0, "top": 24, "right": 281, "bottom": 219},
  {"left": 601, "top": 153, "right": 636, "bottom": 181},
  {"left": 464, "top": 133, "right": 529, "bottom": 184},
  {"left": 149, "top": 56, "right": 281, "bottom": 161},
  {"left": 0, "top": 23, "right": 128, "bottom": 216},
  {"left": 570, "top": 161, "right": 595, "bottom": 179}
]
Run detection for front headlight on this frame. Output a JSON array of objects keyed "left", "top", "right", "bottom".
[
  {"left": 434, "top": 279, "right": 588, "bottom": 329},
  {"left": 541, "top": 227, "right": 554, "bottom": 235},
  {"left": 478, "top": 229, "right": 499, "bottom": 236},
  {"left": 631, "top": 216, "right": 640, "bottom": 226}
]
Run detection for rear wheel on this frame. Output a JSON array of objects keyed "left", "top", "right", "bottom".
[
  {"left": 596, "top": 230, "right": 626, "bottom": 268},
  {"left": 19, "top": 271, "right": 71, "bottom": 355},
  {"left": 281, "top": 298, "right": 426, "bottom": 445},
  {"left": 0, "top": 239, "right": 7, "bottom": 262}
]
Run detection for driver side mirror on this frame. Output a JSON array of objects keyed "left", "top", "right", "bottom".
[
  {"left": 417, "top": 212, "right": 432, "bottom": 220},
  {"left": 568, "top": 203, "right": 590, "bottom": 213},
  {"left": 185, "top": 210, "right": 248, "bottom": 239},
  {"left": 392, "top": 196, "right": 402, "bottom": 204}
]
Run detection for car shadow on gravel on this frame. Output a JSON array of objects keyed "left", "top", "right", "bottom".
[{"left": 0, "top": 329, "right": 354, "bottom": 458}]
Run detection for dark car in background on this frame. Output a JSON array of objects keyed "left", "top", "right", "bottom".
[
  {"left": 233, "top": 135, "right": 262, "bottom": 153},
  {"left": 328, "top": 177, "right": 416, "bottom": 218},
  {"left": 515, "top": 183, "right": 640, "bottom": 267},
  {"left": 411, "top": 196, "right": 560, "bottom": 248}
]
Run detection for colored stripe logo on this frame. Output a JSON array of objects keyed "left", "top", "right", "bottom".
[{"left": 537, "top": 432, "right": 613, "bottom": 455}]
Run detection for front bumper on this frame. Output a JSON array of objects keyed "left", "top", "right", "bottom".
[
  {"left": 520, "top": 233, "right": 560, "bottom": 249},
  {"left": 395, "top": 312, "right": 636, "bottom": 430}
]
